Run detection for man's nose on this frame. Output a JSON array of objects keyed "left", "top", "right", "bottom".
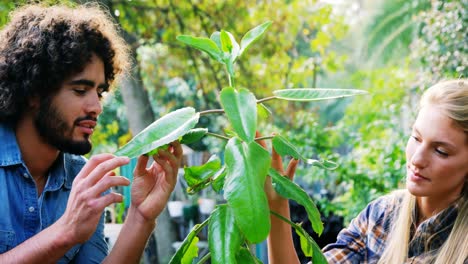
[{"left": 84, "top": 92, "right": 103, "bottom": 117}]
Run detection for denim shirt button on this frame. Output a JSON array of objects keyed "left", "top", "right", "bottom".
[
  {"left": 23, "top": 173, "right": 29, "bottom": 178},
  {"left": 28, "top": 206, "right": 35, "bottom": 213}
]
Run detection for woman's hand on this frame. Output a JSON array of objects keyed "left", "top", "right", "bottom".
[
  {"left": 256, "top": 132, "right": 299, "bottom": 204},
  {"left": 130, "top": 141, "right": 183, "bottom": 222}
]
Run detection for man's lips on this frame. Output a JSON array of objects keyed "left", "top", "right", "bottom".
[{"left": 76, "top": 120, "right": 97, "bottom": 135}]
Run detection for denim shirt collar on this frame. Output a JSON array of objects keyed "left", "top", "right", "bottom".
[{"left": 0, "top": 123, "right": 78, "bottom": 190}]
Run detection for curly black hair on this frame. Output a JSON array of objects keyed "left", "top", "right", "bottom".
[{"left": 0, "top": 3, "right": 130, "bottom": 123}]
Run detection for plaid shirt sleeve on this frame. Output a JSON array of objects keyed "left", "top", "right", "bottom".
[{"left": 322, "top": 195, "right": 393, "bottom": 264}]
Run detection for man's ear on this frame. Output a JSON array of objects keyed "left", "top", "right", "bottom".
[{"left": 28, "top": 95, "right": 40, "bottom": 110}]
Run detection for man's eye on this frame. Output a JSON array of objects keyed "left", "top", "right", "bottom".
[
  {"left": 73, "top": 89, "right": 86, "bottom": 95},
  {"left": 97, "top": 87, "right": 109, "bottom": 98}
]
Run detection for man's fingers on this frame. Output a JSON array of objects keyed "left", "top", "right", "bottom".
[
  {"left": 75, "top": 153, "right": 115, "bottom": 181},
  {"left": 83, "top": 156, "right": 130, "bottom": 187},
  {"left": 89, "top": 175, "right": 130, "bottom": 196},
  {"left": 171, "top": 141, "right": 183, "bottom": 160},
  {"left": 285, "top": 159, "right": 299, "bottom": 180},
  {"left": 134, "top": 155, "right": 150, "bottom": 177},
  {"left": 92, "top": 192, "right": 124, "bottom": 210},
  {"left": 156, "top": 148, "right": 179, "bottom": 175}
]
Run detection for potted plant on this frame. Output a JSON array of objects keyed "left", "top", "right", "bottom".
[{"left": 115, "top": 22, "right": 365, "bottom": 264}]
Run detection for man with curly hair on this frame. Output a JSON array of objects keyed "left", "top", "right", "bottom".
[{"left": 0, "top": 4, "right": 182, "bottom": 263}]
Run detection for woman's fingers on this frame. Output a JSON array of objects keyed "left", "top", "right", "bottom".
[
  {"left": 271, "top": 147, "right": 284, "bottom": 173},
  {"left": 285, "top": 159, "right": 299, "bottom": 180}
]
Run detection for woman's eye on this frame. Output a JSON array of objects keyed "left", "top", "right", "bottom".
[
  {"left": 435, "top": 148, "right": 448, "bottom": 157},
  {"left": 411, "top": 135, "right": 420, "bottom": 142}
]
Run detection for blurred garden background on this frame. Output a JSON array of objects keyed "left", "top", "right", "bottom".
[{"left": 1, "top": 0, "right": 466, "bottom": 263}]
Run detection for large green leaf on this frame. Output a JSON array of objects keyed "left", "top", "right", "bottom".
[
  {"left": 239, "top": 21, "right": 272, "bottom": 56},
  {"left": 115, "top": 107, "right": 199, "bottom": 158},
  {"left": 177, "top": 35, "right": 223, "bottom": 63},
  {"left": 169, "top": 217, "right": 210, "bottom": 264},
  {"left": 184, "top": 156, "right": 222, "bottom": 194},
  {"left": 224, "top": 138, "right": 271, "bottom": 243},
  {"left": 272, "top": 134, "right": 305, "bottom": 160},
  {"left": 273, "top": 88, "right": 367, "bottom": 101},
  {"left": 269, "top": 168, "right": 323, "bottom": 235},
  {"left": 236, "top": 247, "right": 262, "bottom": 264},
  {"left": 220, "top": 87, "right": 257, "bottom": 143},
  {"left": 208, "top": 205, "right": 243, "bottom": 264}
]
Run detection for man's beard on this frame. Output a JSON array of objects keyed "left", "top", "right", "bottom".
[{"left": 34, "top": 98, "right": 94, "bottom": 155}]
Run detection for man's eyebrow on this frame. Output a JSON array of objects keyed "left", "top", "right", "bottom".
[{"left": 67, "top": 79, "right": 109, "bottom": 90}]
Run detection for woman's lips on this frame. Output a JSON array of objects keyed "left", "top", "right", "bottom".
[{"left": 409, "top": 170, "right": 430, "bottom": 182}]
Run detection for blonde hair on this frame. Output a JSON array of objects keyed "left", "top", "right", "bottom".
[{"left": 378, "top": 79, "right": 468, "bottom": 264}]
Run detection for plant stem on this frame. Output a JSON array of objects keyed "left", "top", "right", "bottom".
[
  {"left": 196, "top": 252, "right": 211, "bottom": 264},
  {"left": 206, "top": 132, "right": 230, "bottom": 141},
  {"left": 199, "top": 109, "right": 225, "bottom": 116},
  {"left": 254, "top": 135, "right": 274, "bottom": 141},
  {"left": 257, "top": 96, "right": 277, "bottom": 104}
]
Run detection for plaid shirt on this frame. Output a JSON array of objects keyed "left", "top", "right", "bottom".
[{"left": 321, "top": 192, "right": 460, "bottom": 264}]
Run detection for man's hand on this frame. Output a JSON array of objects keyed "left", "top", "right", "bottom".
[
  {"left": 57, "top": 154, "right": 131, "bottom": 244},
  {"left": 130, "top": 140, "right": 183, "bottom": 222}
]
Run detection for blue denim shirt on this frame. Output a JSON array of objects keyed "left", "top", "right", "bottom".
[{"left": 0, "top": 123, "right": 108, "bottom": 263}]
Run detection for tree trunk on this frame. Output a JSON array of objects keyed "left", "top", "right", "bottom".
[{"left": 120, "top": 51, "right": 178, "bottom": 264}]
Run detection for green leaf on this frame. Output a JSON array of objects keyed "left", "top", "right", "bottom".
[
  {"left": 236, "top": 247, "right": 262, "bottom": 264},
  {"left": 240, "top": 21, "right": 272, "bottom": 56},
  {"left": 184, "top": 156, "right": 222, "bottom": 194},
  {"left": 270, "top": 211, "right": 327, "bottom": 264},
  {"left": 181, "top": 236, "right": 199, "bottom": 264},
  {"left": 209, "top": 205, "right": 243, "bottom": 264},
  {"left": 306, "top": 159, "right": 339, "bottom": 170},
  {"left": 272, "top": 134, "right": 305, "bottom": 160},
  {"left": 210, "top": 31, "right": 222, "bottom": 50},
  {"left": 257, "top": 103, "right": 272, "bottom": 120},
  {"left": 273, "top": 88, "right": 367, "bottom": 101},
  {"left": 220, "top": 30, "right": 240, "bottom": 63},
  {"left": 269, "top": 168, "right": 323, "bottom": 235},
  {"left": 220, "top": 30, "right": 233, "bottom": 53},
  {"left": 177, "top": 35, "right": 223, "bottom": 62},
  {"left": 115, "top": 107, "right": 199, "bottom": 158},
  {"left": 180, "top": 128, "right": 208, "bottom": 144},
  {"left": 224, "top": 138, "right": 271, "bottom": 243},
  {"left": 296, "top": 227, "right": 313, "bottom": 257},
  {"left": 294, "top": 224, "right": 327, "bottom": 264},
  {"left": 169, "top": 217, "right": 210, "bottom": 264},
  {"left": 220, "top": 87, "right": 257, "bottom": 143},
  {"left": 212, "top": 166, "right": 227, "bottom": 193}
]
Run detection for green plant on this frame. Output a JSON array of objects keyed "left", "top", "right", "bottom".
[{"left": 115, "top": 22, "right": 365, "bottom": 264}]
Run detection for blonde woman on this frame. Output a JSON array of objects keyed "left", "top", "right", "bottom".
[{"left": 267, "top": 79, "right": 468, "bottom": 264}]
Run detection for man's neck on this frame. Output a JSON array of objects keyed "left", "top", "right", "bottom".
[{"left": 15, "top": 115, "right": 60, "bottom": 181}]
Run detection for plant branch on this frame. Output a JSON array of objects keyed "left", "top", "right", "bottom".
[
  {"left": 254, "top": 136, "right": 274, "bottom": 142},
  {"left": 196, "top": 252, "right": 211, "bottom": 264},
  {"left": 270, "top": 210, "right": 300, "bottom": 229},
  {"left": 206, "top": 132, "right": 230, "bottom": 141},
  {"left": 257, "top": 96, "right": 277, "bottom": 104},
  {"left": 199, "top": 109, "right": 225, "bottom": 116}
]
